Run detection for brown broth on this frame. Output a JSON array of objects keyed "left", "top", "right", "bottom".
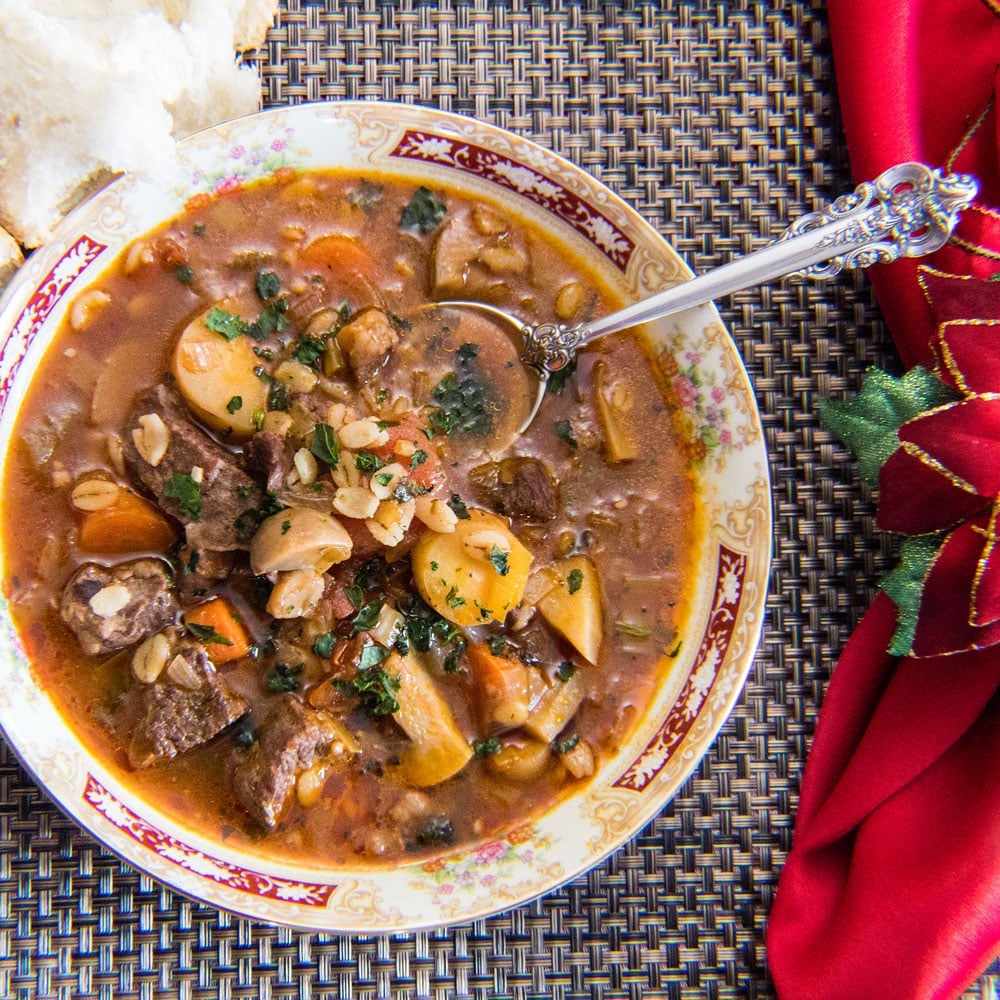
[{"left": 1, "top": 169, "right": 697, "bottom": 865}]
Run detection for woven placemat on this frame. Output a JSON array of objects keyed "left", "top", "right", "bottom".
[{"left": 1, "top": 2, "right": 997, "bottom": 998}]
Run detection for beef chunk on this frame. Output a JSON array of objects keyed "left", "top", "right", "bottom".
[
  {"left": 468, "top": 456, "right": 558, "bottom": 521},
  {"left": 61, "top": 559, "right": 178, "bottom": 657},
  {"left": 232, "top": 696, "right": 347, "bottom": 829},
  {"left": 119, "top": 638, "right": 249, "bottom": 768},
  {"left": 243, "top": 430, "right": 294, "bottom": 493},
  {"left": 337, "top": 307, "right": 399, "bottom": 383},
  {"left": 123, "top": 380, "right": 266, "bottom": 551},
  {"left": 175, "top": 544, "right": 235, "bottom": 602}
]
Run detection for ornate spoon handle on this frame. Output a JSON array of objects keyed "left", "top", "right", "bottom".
[{"left": 521, "top": 162, "right": 979, "bottom": 374}]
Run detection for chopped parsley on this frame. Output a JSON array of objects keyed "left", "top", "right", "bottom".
[
  {"left": 358, "top": 644, "right": 390, "bottom": 671},
  {"left": 445, "top": 587, "right": 466, "bottom": 610},
  {"left": 175, "top": 263, "right": 194, "bottom": 285},
  {"left": 399, "top": 186, "right": 446, "bottom": 233},
  {"left": 447, "top": 494, "right": 470, "bottom": 519},
  {"left": 184, "top": 621, "right": 233, "bottom": 646},
  {"left": 265, "top": 662, "right": 304, "bottom": 693},
  {"left": 310, "top": 423, "right": 339, "bottom": 467},
  {"left": 234, "top": 492, "right": 287, "bottom": 542},
  {"left": 267, "top": 378, "right": 291, "bottom": 412},
  {"left": 567, "top": 568, "right": 584, "bottom": 594},
  {"left": 163, "top": 473, "right": 202, "bottom": 520},
  {"left": 248, "top": 297, "right": 289, "bottom": 341},
  {"left": 252, "top": 408, "right": 266, "bottom": 431},
  {"left": 488, "top": 544, "right": 510, "bottom": 576},
  {"left": 313, "top": 632, "right": 336, "bottom": 658},
  {"left": 256, "top": 269, "right": 281, "bottom": 300},
  {"left": 350, "top": 599, "right": 383, "bottom": 635},
  {"left": 428, "top": 360, "right": 493, "bottom": 437},
  {"left": 488, "top": 635, "right": 507, "bottom": 656},
  {"left": 556, "top": 660, "right": 576, "bottom": 682},
  {"left": 410, "top": 449, "right": 428, "bottom": 469},
  {"left": 204, "top": 306, "right": 248, "bottom": 341},
  {"left": 232, "top": 716, "right": 258, "bottom": 750},
  {"left": 554, "top": 419, "right": 578, "bottom": 449},
  {"left": 334, "top": 663, "right": 400, "bottom": 716},
  {"left": 554, "top": 734, "right": 581, "bottom": 754},
  {"left": 292, "top": 335, "right": 327, "bottom": 366},
  {"left": 472, "top": 737, "right": 502, "bottom": 757},
  {"left": 226, "top": 395, "right": 243, "bottom": 414},
  {"left": 355, "top": 450, "right": 385, "bottom": 473},
  {"left": 374, "top": 471, "right": 394, "bottom": 487},
  {"left": 397, "top": 593, "right": 465, "bottom": 665},
  {"left": 546, "top": 356, "right": 578, "bottom": 396},
  {"left": 416, "top": 815, "right": 454, "bottom": 845}
]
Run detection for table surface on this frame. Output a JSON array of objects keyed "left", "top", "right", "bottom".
[{"left": 1, "top": 2, "right": 998, "bottom": 998}]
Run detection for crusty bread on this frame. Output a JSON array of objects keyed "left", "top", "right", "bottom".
[
  {"left": 0, "top": 225, "right": 24, "bottom": 290},
  {"left": 0, "top": 0, "right": 278, "bottom": 250}
]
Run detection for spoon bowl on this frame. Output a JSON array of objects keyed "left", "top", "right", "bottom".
[{"left": 415, "top": 162, "right": 978, "bottom": 438}]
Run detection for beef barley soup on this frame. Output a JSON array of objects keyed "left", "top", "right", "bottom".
[{"left": 1, "top": 169, "right": 698, "bottom": 864}]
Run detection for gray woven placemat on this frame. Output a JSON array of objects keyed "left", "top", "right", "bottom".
[{"left": 1, "top": 2, "right": 997, "bottom": 998}]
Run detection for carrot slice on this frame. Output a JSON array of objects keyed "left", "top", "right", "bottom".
[
  {"left": 77, "top": 490, "right": 177, "bottom": 554},
  {"left": 466, "top": 641, "right": 530, "bottom": 728},
  {"left": 184, "top": 597, "right": 251, "bottom": 664},
  {"left": 301, "top": 234, "right": 376, "bottom": 278}
]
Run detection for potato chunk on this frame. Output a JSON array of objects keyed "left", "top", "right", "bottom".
[
  {"left": 534, "top": 555, "right": 604, "bottom": 664},
  {"left": 411, "top": 508, "right": 532, "bottom": 626},
  {"left": 391, "top": 652, "right": 473, "bottom": 787},
  {"left": 172, "top": 308, "right": 268, "bottom": 439}
]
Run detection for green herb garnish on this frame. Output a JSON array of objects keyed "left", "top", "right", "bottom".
[
  {"left": 358, "top": 644, "right": 390, "bottom": 671},
  {"left": 310, "top": 423, "right": 339, "bottom": 467},
  {"left": 355, "top": 450, "right": 385, "bottom": 473},
  {"left": 226, "top": 395, "right": 243, "bottom": 414},
  {"left": 248, "top": 297, "right": 289, "bottom": 341},
  {"left": 184, "top": 621, "right": 233, "bottom": 646},
  {"left": 267, "top": 378, "right": 291, "bottom": 412},
  {"left": 472, "top": 737, "right": 502, "bottom": 757},
  {"left": 428, "top": 363, "right": 493, "bottom": 437},
  {"left": 265, "top": 662, "right": 304, "bottom": 693},
  {"left": 554, "top": 734, "right": 581, "bottom": 754},
  {"left": 292, "top": 335, "right": 327, "bottom": 366},
  {"left": 335, "top": 664, "right": 400, "bottom": 716},
  {"left": 556, "top": 660, "right": 576, "bottom": 682},
  {"left": 488, "top": 544, "right": 509, "bottom": 576},
  {"left": 313, "top": 632, "right": 336, "bottom": 658},
  {"left": 447, "top": 494, "right": 470, "bottom": 519},
  {"left": 256, "top": 270, "right": 281, "bottom": 300},
  {"left": 567, "top": 568, "right": 584, "bottom": 594},
  {"left": 175, "top": 264, "right": 194, "bottom": 285},
  {"left": 400, "top": 186, "right": 446, "bottom": 233},
  {"left": 554, "top": 419, "right": 578, "bottom": 449},
  {"left": 204, "top": 307, "right": 248, "bottom": 341},
  {"left": 163, "top": 473, "right": 202, "bottom": 520},
  {"left": 351, "top": 600, "right": 382, "bottom": 635}
]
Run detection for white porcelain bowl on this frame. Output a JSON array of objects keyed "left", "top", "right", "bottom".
[{"left": 0, "top": 102, "right": 770, "bottom": 930}]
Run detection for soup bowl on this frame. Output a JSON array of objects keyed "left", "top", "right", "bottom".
[{"left": 0, "top": 102, "right": 770, "bottom": 930}]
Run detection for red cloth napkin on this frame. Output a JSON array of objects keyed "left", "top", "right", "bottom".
[{"left": 766, "top": 3, "right": 1000, "bottom": 999}]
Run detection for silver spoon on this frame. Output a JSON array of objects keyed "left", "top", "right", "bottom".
[{"left": 418, "top": 162, "right": 977, "bottom": 440}]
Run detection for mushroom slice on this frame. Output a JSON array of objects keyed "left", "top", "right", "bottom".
[{"left": 249, "top": 507, "right": 353, "bottom": 576}]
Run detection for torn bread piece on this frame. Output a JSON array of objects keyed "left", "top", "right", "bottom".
[
  {"left": 0, "top": 226, "right": 24, "bottom": 291},
  {"left": 0, "top": 0, "right": 278, "bottom": 249}
]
